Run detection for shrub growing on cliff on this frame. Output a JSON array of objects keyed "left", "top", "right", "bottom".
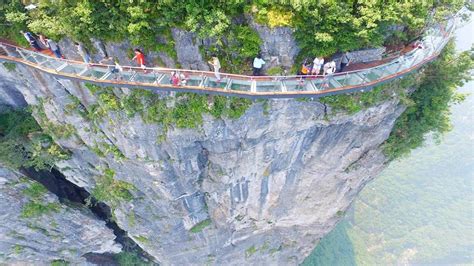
[
  {"left": 21, "top": 201, "right": 61, "bottom": 218},
  {"left": 84, "top": 85, "right": 252, "bottom": 138},
  {"left": 0, "top": 109, "right": 70, "bottom": 171},
  {"left": 114, "top": 251, "right": 151, "bottom": 266},
  {"left": 90, "top": 168, "right": 136, "bottom": 207},
  {"left": 318, "top": 84, "right": 392, "bottom": 115},
  {"left": 20, "top": 181, "right": 61, "bottom": 218},
  {"left": 189, "top": 218, "right": 212, "bottom": 233},
  {"left": 384, "top": 42, "right": 474, "bottom": 159}
]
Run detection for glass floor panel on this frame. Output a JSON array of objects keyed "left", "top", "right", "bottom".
[
  {"left": 157, "top": 74, "right": 172, "bottom": 85},
  {"left": 185, "top": 78, "right": 201, "bottom": 86},
  {"left": 82, "top": 68, "right": 108, "bottom": 79},
  {"left": 230, "top": 80, "right": 251, "bottom": 91},
  {"left": 134, "top": 73, "right": 160, "bottom": 83},
  {"left": 285, "top": 79, "right": 313, "bottom": 91},
  {"left": 61, "top": 65, "right": 84, "bottom": 74},
  {"left": 42, "top": 59, "right": 67, "bottom": 69},
  {"left": 364, "top": 69, "right": 385, "bottom": 81},
  {"left": 342, "top": 74, "right": 365, "bottom": 86},
  {"left": 328, "top": 77, "right": 343, "bottom": 89},
  {"left": 256, "top": 81, "right": 281, "bottom": 92},
  {"left": 206, "top": 78, "right": 227, "bottom": 89}
]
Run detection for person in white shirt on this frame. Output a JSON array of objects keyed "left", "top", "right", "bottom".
[
  {"left": 252, "top": 54, "right": 266, "bottom": 76},
  {"left": 322, "top": 60, "right": 336, "bottom": 88},
  {"left": 208, "top": 55, "right": 221, "bottom": 81},
  {"left": 340, "top": 52, "right": 352, "bottom": 72},
  {"left": 311, "top": 57, "right": 324, "bottom": 75},
  {"left": 323, "top": 61, "right": 336, "bottom": 75}
]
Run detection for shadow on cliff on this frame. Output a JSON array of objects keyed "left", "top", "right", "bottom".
[{"left": 301, "top": 220, "right": 356, "bottom": 266}]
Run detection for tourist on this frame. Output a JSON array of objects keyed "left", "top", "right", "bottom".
[
  {"left": 45, "top": 37, "right": 62, "bottom": 58},
  {"left": 171, "top": 71, "right": 180, "bottom": 86},
  {"left": 322, "top": 60, "right": 336, "bottom": 88},
  {"left": 252, "top": 54, "right": 265, "bottom": 76},
  {"left": 111, "top": 59, "right": 123, "bottom": 80},
  {"left": 208, "top": 55, "right": 221, "bottom": 81},
  {"left": 340, "top": 52, "right": 352, "bottom": 72},
  {"left": 413, "top": 40, "right": 424, "bottom": 49},
  {"left": 179, "top": 72, "right": 188, "bottom": 86},
  {"left": 323, "top": 60, "right": 336, "bottom": 76},
  {"left": 132, "top": 49, "right": 146, "bottom": 69},
  {"left": 311, "top": 57, "right": 324, "bottom": 75},
  {"left": 299, "top": 61, "right": 310, "bottom": 75},
  {"left": 20, "top": 31, "right": 41, "bottom": 51},
  {"left": 74, "top": 42, "right": 91, "bottom": 64},
  {"left": 38, "top": 34, "right": 48, "bottom": 48}
]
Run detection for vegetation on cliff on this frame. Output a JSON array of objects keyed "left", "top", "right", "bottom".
[
  {"left": 84, "top": 84, "right": 251, "bottom": 141},
  {"left": 383, "top": 42, "right": 474, "bottom": 159},
  {"left": 0, "top": 109, "right": 69, "bottom": 171}
]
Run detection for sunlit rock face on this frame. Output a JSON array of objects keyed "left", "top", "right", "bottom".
[
  {"left": 0, "top": 58, "right": 404, "bottom": 265},
  {"left": 0, "top": 166, "right": 121, "bottom": 264}
]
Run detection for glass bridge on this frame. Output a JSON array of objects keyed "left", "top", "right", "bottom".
[{"left": 0, "top": 19, "right": 455, "bottom": 99}]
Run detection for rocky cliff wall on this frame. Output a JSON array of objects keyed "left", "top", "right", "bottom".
[
  {"left": 0, "top": 59, "right": 405, "bottom": 265},
  {"left": 0, "top": 165, "right": 121, "bottom": 264},
  {"left": 0, "top": 66, "right": 27, "bottom": 111},
  {"left": 51, "top": 20, "right": 299, "bottom": 73}
]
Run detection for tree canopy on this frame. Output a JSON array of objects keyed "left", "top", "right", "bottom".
[{"left": 0, "top": 0, "right": 468, "bottom": 71}]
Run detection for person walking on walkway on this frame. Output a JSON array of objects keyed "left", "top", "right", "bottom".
[
  {"left": 208, "top": 55, "right": 221, "bottom": 81},
  {"left": 299, "top": 61, "right": 311, "bottom": 75},
  {"left": 170, "top": 71, "right": 180, "bottom": 86},
  {"left": 340, "top": 52, "right": 352, "bottom": 72},
  {"left": 132, "top": 49, "right": 146, "bottom": 69},
  {"left": 323, "top": 60, "right": 336, "bottom": 76},
  {"left": 38, "top": 34, "right": 48, "bottom": 48},
  {"left": 311, "top": 57, "right": 324, "bottom": 75},
  {"left": 45, "top": 37, "right": 62, "bottom": 58},
  {"left": 322, "top": 60, "right": 336, "bottom": 88},
  {"left": 20, "top": 31, "right": 41, "bottom": 51},
  {"left": 111, "top": 59, "right": 123, "bottom": 80},
  {"left": 74, "top": 42, "right": 91, "bottom": 64},
  {"left": 252, "top": 54, "right": 265, "bottom": 76}
]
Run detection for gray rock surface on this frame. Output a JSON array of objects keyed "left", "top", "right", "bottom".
[
  {"left": 333, "top": 47, "right": 387, "bottom": 66},
  {"left": 248, "top": 17, "right": 300, "bottom": 71},
  {"left": 0, "top": 166, "right": 121, "bottom": 264},
  {"left": 171, "top": 28, "right": 209, "bottom": 70},
  {"left": 58, "top": 37, "right": 176, "bottom": 68},
  {"left": 0, "top": 64, "right": 27, "bottom": 110},
  {"left": 0, "top": 57, "right": 406, "bottom": 265}
]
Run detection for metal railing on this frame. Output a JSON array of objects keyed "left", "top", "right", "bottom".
[{"left": 0, "top": 18, "right": 455, "bottom": 99}]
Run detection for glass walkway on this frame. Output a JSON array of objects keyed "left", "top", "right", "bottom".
[{"left": 0, "top": 19, "right": 455, "bottom": 99}]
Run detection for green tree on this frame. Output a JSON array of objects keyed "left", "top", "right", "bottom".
[
  {"left": 0, "top": 109, "right": 70, "bottom": 171},
  {"left": 384, "top": 42, "right": 474, "bottom": 159}
]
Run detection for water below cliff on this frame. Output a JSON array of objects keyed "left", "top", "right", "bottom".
[{"left": 303, "top": 17, "right": 474, "bottom": 265}]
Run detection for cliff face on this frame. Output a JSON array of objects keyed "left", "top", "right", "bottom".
[
  {"left": 0, "top": 166, "right": 121, "bottom": 264},
  {"left": 0, "top": 59, "right": 405, "bottom": 265}
]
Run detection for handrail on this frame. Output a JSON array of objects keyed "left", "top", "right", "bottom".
[{"left": 0, "top": 17, "right": 456, "bottom": 99}]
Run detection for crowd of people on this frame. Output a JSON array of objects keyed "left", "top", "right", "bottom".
[
  {"left": 20, "top": 30, "right": 358, "bottom": 87},
  {"left": 298, "top": 52, "right": 352, "bottom": 77}
]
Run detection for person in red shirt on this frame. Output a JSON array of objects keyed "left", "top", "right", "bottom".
[{"left": 132, "top": 49, "right": 146, "bottom": 69}]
